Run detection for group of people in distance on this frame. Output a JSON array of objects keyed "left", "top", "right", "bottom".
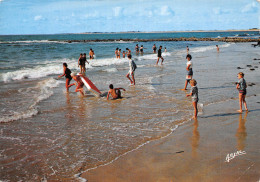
[
  {"left": 59, "top": 43, "right": 248, "bottom": 119},
  {"left": 115, "top": 47, "right": 132, "bottom": 59}
]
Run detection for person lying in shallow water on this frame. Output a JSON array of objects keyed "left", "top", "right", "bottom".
[{"left": 107, "top": 84, "right": 126, "bottom": 100}]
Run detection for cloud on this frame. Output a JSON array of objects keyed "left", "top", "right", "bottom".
[
  {"left": 34, "top": 15, "right": 43, "bottom": 21},
  {"left": 241, "top": 2, "right": 258, "bottom": 13},
  {"left": 160, "top": 6, "right": 174, "bottom": 16},
  {"left": 113, "top": 6, "right": 122, "bottom": 17},
  {"left": 213, "top": 8, "right": 231, "bottom": 15}
]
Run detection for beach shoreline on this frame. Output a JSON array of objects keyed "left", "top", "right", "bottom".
[{"left": 81, "top": 95, "right": 260, "bottom": 182}]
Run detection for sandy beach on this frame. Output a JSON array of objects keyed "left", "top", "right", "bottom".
[
  {"left": 80, "top": 42, "right": 260, "bottom": 182},
  {"left": 81, "top": 96, "right": 260, "bottom": 182}
]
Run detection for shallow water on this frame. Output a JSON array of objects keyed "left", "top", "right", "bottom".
[{"left": 0, "top": 33, "right": 260, "bottom": 181}]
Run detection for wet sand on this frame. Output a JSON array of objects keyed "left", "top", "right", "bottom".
[
  {"left": 81, "top": 43, "right": 260, "bottom": 181},
  {"left": 81, "top": 95, "right": 260, "bottom": 182}
]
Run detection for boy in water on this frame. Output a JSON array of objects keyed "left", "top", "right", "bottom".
[
  {"left": 122, "top": 51, "right": 126, "bottom": 58},
  {"left": 58, "top": 63, "right": 72, "bottom": 91},
  {"left": 107, "top": 84, "right": 126, "bottom": 100},
  {"left": 69, "top": 73, "right": 85, "bottom": 96},
  {"left": 156, "top": 46, "right": 164, "bottom": 65},
  {"left": 186, "top": 79, "right": 199, "bottom": 119},
  {"left": 89, "top": 48, "right": 95, "bottom": 59},
  {"left": 236, "top": 72, "right": 248, "bottom": 112},
  {"left": 126, "top": 54, "right": 136, "bottom": 85},
  {"left": 182, "top": 54, "right": 193, "bottom": 90}
]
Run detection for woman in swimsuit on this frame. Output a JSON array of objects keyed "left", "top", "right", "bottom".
[{"left": 58, "top": 63, "right": 72, "bottom": 92}]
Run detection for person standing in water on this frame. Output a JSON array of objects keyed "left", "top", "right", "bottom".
[
  {"left": 58, "top": 63, "right": 72, "bottom": 92},
  {"left": 216, "top": 45, "right": 219, "bottom": 53},
  {"left": 182, "top": 54, "right": 193, "bottom": 90},
  {"left": 115, "top": 48, "right": 119, "bottom": 58},
  {"left": 78, "top": 53, "right": 84, "bottom": 74},
  {"left": 187, "top": 46, "right": 189, "bottom": 54},
  {"left": 140, "top": 45, "right": 144, "bottom": 55},
  {"left": 156, "top": 46, "right": 164, "bottom": 65},
  {"left": 89, "top": 48, "right": 95, "bottom": 60},
  {"left": 135, "top": 44, "right": 139, "bottom": 54},
  {"left": 82, "top": 53, "right": 89, "bottom": 75},
  {"left": 152, "top": 44, "right": 157, "bottom": 53},
  {"left": 126, "top": 54, "right": 136, "bottom": 85}
]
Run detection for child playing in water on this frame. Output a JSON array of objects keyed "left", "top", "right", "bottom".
[
  {"left": 122, "top": 51, "right": 126, "bottom": 58},
  {"left": 186, "top": 79, "right": 199, "bottom": 119},
  {"left": 69, "top": 73, "right": 85, "bottom": 96},
  {"left": 107, "top": 84, "right": 126, "bottom": 100},
  {"left": 182, "top": 54, "right": 193, "bottom": 90},
  {"left": 58, "top": 63, "right": 72, "bottom": 91},
  {"left": 236, "top": 72, "right": 248, "bottom": 113}
]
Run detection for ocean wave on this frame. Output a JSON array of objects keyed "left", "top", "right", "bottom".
[
  {"left": 0, "top": 56, "right": 131, "bottom": 82},
  {"left": 0, "top": 40, "right": 63, "bottom": 44},
  {"left": 0, "top": 78, "right": 62, "bottom": 123},
  {"left": 190, "top": 43, "right": 231, "bottom": 53}
]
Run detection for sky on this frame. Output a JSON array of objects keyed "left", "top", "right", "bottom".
[{"left": 0, "top": 0, "right": 259, "bottom": 35}]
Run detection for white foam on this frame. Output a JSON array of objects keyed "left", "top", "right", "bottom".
[
  {"left": 0, "top": 78, "right": 62, "bottom": 123},
  {"left": 190, "top": 43, "right": 231, "bottom": 53},
  {"left": 1, "top": 57, "right": 130, "bottom": 82},
  {"left": 0, "top": 40, "right": 61, "bottom": 44}
]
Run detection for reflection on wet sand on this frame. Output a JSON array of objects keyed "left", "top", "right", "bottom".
[
  {"left": 236, "top": 112, "right": 247, "bottom": 151},
  {"left": 191, "top": 119, "right": 200, "bottom": 159}
]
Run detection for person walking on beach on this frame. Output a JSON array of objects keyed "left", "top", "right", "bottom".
[
  {"left": 216, "top": 45, "right": 219, "bottom": 53},
  {"left": 89, "top": 48, "right": 95, "bottom": 59},
  {"left": 107, "top": 84, "right": 126, "bottom": 100},
  {"left": 156, "top": 46, "right": 164, "bottom": 65},
  {"left": 186, "top": 79, "right": 199, "bottom": 119},
  {"left": 82, "top": 53, "right": 89, "bottom": 75},
  {"left": 69, "top": 73, "right": 85, "bottom": 96},
  {"left": 182, "top": 54, "right": 193, "bottom": 90},
  {"left": 236, "top": 72, "right": 248, "bottom": 113},
  {"left": 58, "top": 63, "right": 72, "bottom": 92},
  {"left": 126, "top": 54, "right": 136, "bottom": 85},
  {"left": 152, "top": 44, "right": 157, "bottom": 53}
]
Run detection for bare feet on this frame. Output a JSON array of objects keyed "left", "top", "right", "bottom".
[
  {"left": 181, "top": 88, "right": 187, "bottom": 91},
  {"left": 237, "top": 110, "right": 243, "bottom": 113}
]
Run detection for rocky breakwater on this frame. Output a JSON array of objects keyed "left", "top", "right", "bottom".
[{"left": 65, "top": 37, "right": 260, "bottom": 43}]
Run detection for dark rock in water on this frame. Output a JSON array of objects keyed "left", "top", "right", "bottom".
[
  {"left": 248, "top": 83, "right": 256, "bottom": 86},
  {"left": 247, "top": 65, "right": 252, "bottom": 67},
  {"left": 237, "top": 67, "right": 243, "bottom": 69},
  {"left": 250, "top": 68, "right": 255, "bottom": 71},
  {"left": 254, "top": 66, "right": 258, "bottom": 68}
]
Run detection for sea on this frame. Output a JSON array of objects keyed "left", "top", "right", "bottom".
[{"left": 0, "top": 31, "right": 259, "bottom": 181}]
